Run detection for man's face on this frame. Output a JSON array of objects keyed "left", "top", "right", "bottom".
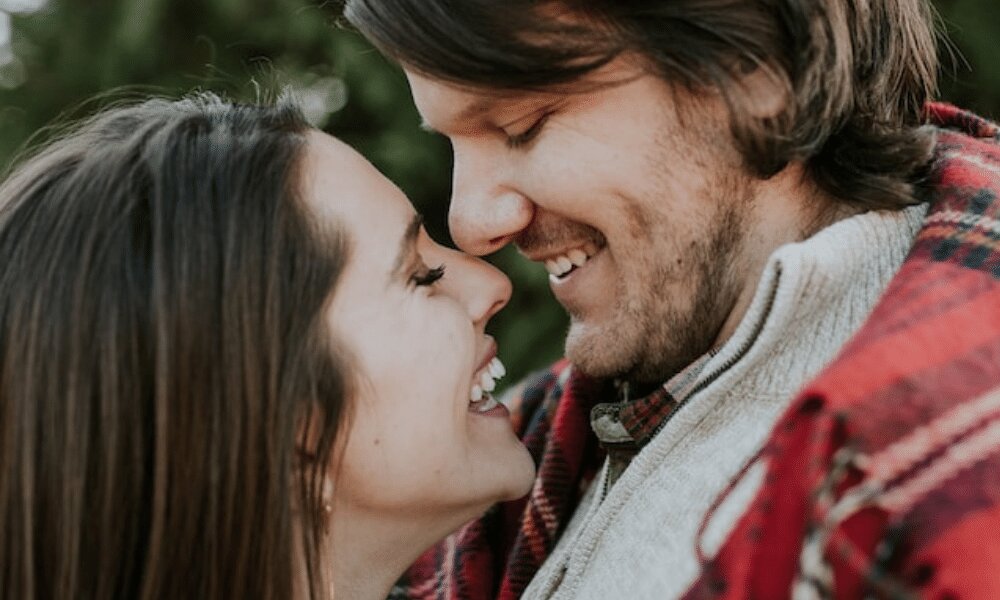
[{"left": 406, "top": 59, "right": 761, "bottom": 383}]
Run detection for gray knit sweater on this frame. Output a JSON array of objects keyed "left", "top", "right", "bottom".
[{"left": 522, "top": 204, "right": 927, "bottom": 599}]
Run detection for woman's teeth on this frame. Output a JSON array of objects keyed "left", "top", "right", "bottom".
[
  {"left": 488, "top": 356, "right": 506, "bottom": 379},
  {"left": 473, "top": 394, "right": 499, "bottom": 413},
  {"left": 544, "top": 242, "right": 600, "bottom": 279},
  {"left": 470, "top": 357, "right": 507, "bottom": 411}
]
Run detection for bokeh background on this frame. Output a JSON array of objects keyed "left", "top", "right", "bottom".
[{"left": 1, "top": 0, "right": 998, "bottom": 387}]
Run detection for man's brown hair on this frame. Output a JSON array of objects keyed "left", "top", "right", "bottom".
[{"left": 346, "top": 0, "right": 941, "bottom": 210}]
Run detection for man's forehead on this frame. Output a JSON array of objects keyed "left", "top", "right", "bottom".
[
  {"left": 444, "top": 94, "right": 510, "bottom": 123},
  {"left": 408, "top": 73, "right": 553, "bottom": 128},
  {"left": 407, "top": 57, "right": 647, "bottom": 123}
]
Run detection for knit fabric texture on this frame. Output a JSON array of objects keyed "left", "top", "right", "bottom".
[
  {"left": 389, "top": 103, "right": 998, "bottom": 599},
  {"left": 682, "top": 104, "right": 1000, "bottom": 599}
]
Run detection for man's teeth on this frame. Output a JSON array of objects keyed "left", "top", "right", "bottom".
[
  {"left": 544, "top": 243, "right": 600, "bottom": 278},
  {"left": 470, "top": 357, "right": 506, "bottom": 405}
]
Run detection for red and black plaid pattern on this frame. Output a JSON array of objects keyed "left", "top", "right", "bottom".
[
  {"left": 591, "top": 354, "right": 714, "bottom": 489},
  {"left": 617, "top": 388, "right": 672, "bottom": 435},
  {"left": 615, "top": 353, "right": 712, "bottom": 444},
  {"left": 683, "top": 104, "right": 1000, "bottom": 599},
  {"left": 392, "top": 103, "right": 1000, "bottom": 600},
  {"left": 392, "top": 349, "right": 714, "bottom": 599},
  {"left": 389, "top": 361, "right": 609, "bottom": 600}
]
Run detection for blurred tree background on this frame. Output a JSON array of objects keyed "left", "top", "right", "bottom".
[{"left": 0, "top": 0, "right": 997, "bottom": 388}]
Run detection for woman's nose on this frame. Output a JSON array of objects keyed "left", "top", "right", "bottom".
[{"left": 447, "top": 251, "right": 513, "bottom": 326}]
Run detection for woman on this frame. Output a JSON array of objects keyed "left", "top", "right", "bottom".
[{"left": 0, "top": 94, "right": 535, "bottom": 599}]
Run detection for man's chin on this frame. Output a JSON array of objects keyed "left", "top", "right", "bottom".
[
  {"left": 565, "top": 319, "right": 696, "bottom": 384},
  {"left": 564, "top": 320, "right": 637, "bottom": 380}
]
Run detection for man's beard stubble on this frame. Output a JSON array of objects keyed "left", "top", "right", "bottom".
[{"left": 565, "top": 179, "right": 754, "bottom": 386}]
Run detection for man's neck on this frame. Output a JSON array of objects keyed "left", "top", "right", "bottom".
[{"left": 712, "top": 163, "right": 864, "bottom": 348}]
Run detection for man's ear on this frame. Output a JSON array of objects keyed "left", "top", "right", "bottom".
[{"left": 735, "top": 62, "right": 789, "bottom": 120}]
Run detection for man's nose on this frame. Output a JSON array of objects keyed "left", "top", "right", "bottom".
[{"left": 448, "top": 146, "right": 534, "bottom": 256}]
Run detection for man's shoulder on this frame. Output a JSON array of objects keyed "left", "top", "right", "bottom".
[
  {"left": 927, "top": 103, "right": 1000, "bottom": 145},
  {"left": 684, "top": 105, "right": 1000, "bottom": 599},
  {"left": 807, "top": 104, "right": 1000, "bottom": 425},
  {"left": 926, "top": 102, "right": 1000, "bottom": 190}
]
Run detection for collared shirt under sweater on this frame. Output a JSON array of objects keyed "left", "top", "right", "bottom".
[{"left": 522, "top": 203, "right": 927, "bottom": 599}]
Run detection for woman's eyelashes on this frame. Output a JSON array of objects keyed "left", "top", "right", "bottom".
[
  {"left": 411, "top": 264, "right": 446, "bottom": 288},
  {"left": 504, "top": 111, "right": 552, "bottom": 150}
]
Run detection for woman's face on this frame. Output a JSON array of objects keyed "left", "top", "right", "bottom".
[{"left": 301, "top": 132, "right": 534, "bottom": 529}]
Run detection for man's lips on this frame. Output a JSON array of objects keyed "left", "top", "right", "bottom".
[
  {"left": 514, "top": 219, "right": 607, "bottom": 264},
  {"left": 519, "top": 238, "right": 606, "bottom": 281}
]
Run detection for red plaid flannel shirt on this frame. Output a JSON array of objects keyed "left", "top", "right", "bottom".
[
  {"left": 684, "top": 105, "right": 1000, "bottom": 598},
  {"left": 391, "top": 103, "right": 1000, "bottom": 599}
]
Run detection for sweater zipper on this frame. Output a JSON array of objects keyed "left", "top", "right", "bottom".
[{"left": 597, "top": 266, "right": 782, "bottom": 504}]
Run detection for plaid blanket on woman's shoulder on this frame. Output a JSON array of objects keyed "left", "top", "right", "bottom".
[{"left": 684, "top": 103, "right": 1000, "bottom": 599}]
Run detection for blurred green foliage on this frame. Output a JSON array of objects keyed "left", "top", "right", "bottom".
[
  {"left": 0, "top": 0, "right": 997, "bottom": 388},
  {"left": 935, "top": 0, "right": 1000, "bottom": 117}
]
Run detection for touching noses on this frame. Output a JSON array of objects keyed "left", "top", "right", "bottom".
[
  {"left": 448, "top": 144, "right": 534, "bottom": 256},
  {"left": 445, "top": 251, "right": 512, "bottom": 327}
]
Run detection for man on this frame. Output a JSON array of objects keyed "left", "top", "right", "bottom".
[{"left": 344, "top": 1, "right": 1000, "bottom": 598}]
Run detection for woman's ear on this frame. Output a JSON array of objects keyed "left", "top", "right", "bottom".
[
  {"left": 296, "top": 403, "right": 325, "bottom": 461},
  {"left": 294, "top": 404, "right": 339, "bottom": 516}
]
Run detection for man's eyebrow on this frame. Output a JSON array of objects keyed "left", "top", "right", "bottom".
[
  {"left": 392, "top": 213, "right": 424, "bottom": 279},
  {"left": 418, "top": 97, "right": 501, "bottom": 133}
]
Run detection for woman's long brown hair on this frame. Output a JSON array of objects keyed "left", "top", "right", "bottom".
[{"left": 0, "top": 94, "right": 349, "bottom": 599}]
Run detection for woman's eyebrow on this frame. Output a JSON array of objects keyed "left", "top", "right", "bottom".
[{"left": 391, "top": 213, "right": 425, "bottom": 279}]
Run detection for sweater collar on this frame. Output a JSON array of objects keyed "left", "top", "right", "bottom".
[{"left": 590, "top": 203, "right": 927, "bottom": 452}]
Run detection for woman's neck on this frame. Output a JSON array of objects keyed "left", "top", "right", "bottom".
[{"left": 329, "top": 503, "right": 482, "bottom": 600}]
